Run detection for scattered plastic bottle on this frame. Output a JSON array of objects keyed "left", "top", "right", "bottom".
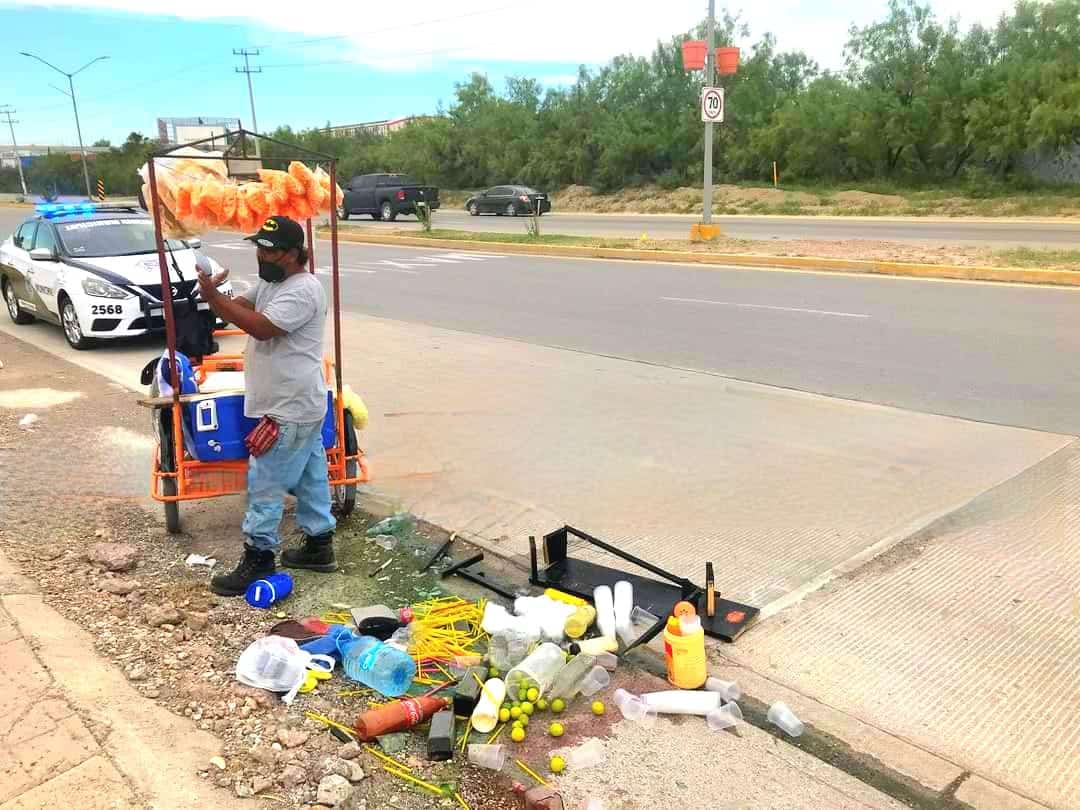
[
  {"left": 372, "top": 534, "right": 398, "bottom": 551},
  {"left": 489, "top": 628, "right": 536, "bottom": 672},
  {"left": 548, "top": 653, "right": 597, "bottom": 700},
  {"left": 767, "top": 701, "right": 804, "bottom": 737},
  {"left": 365, "top": 513, "right": 414, "bottom": 537},
  {"left": 337, "top": 633, "right": 417, "bottom": 697},
  {"left": 706, "top": 701, "right": 744, "bottom": 732}
]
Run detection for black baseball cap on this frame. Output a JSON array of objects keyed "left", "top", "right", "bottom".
[{"left": 245, "top": 215, "right": 305, "bottom": 251}]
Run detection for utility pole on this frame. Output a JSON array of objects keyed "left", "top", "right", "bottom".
[
  {"left": 19, "top": 52, "right": 108, "bottom": 200},
  {"left": 702, "top": 0, "right": 716, "bottom": 225},
  {"left": 0, "top": 106, "right": 28, "bottom": 195},
  {"left": 234, "top": 48, "right": 262, "bottom": 158}
]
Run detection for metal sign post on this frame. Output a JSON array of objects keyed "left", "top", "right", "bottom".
[{"left": 702, "top": 0, "right": 716, "bottom": 226}]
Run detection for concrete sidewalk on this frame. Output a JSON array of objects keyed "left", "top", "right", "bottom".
[{"left": 0, "top": 549, "right": 242, "bottom": 810}]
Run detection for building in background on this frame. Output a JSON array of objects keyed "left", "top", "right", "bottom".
[
  {"left": 323, "top": 116, "right": 433, "bottom": 138},
  {"left": 1, "top": 144, "right": 111, "bottom": 169},
  {"left": 157, "top": 117, "right": 241, "bottom": 146}
]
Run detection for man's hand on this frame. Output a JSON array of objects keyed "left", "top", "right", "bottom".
[{"left": 196, "top": 268, "right": 229, "bottom": 302}]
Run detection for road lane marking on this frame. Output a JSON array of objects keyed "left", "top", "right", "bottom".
[
  {"left": 316, "top": 266, "right": 377, "bottom": 275},
  {"left": 661, "top": 296, "right": 870, "bottom": 319}
]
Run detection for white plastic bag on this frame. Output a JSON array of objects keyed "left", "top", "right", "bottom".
[{"left": 235, "top": 636, "right": 334, "bottom": 704}]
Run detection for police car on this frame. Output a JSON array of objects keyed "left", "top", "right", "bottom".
[{"left": 0, "top": 203, "right": 232, "bottom": 350}]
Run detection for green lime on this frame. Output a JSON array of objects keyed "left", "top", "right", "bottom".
[
  {"left": 489, "top": 666, "right": 499, "bottom": 678},
  {"left": 510, "top": 706, "right": 522, "bottom": 719},
  {"left": 511, "top": 726, "right": 526, "bottom": 743},
  {"left": 521, "top": 701, "right": 535, "bottom": 716},
  {"left": 550, "top": 755, "right": 566, "bottom": 774},
  {"left": 526, "top": 687, "right": 539, "bottom": 702},
  {"left": 536, "top": 698, "right": 549, "bottom": 711},
  {"left": 551, "top": 698, "right": 566, "bottom": 713},
  {"left": 591, "top": 700, "right": 606, "bottom": 716},
  {"left": 498, "top": 708, "right": 510, "bottom": 723},
  {"left": 548, "top": 721, "right": 564, "bottom": 737}
]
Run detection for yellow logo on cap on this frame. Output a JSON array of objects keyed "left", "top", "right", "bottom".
[{"left": 262, "top": 218, "right": 279, "bottom": 232}]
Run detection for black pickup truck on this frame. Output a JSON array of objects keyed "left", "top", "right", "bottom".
[{"left": 339, "top": 173, "right": 440, "bottom": 222}]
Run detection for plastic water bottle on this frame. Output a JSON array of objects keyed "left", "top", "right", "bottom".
[{"left": 338, "top": 633, "right": 417, "bottom": 697}]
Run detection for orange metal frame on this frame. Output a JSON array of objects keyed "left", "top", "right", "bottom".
[{"left": 145, "top": 133, "right": 367, "bottom": 506}]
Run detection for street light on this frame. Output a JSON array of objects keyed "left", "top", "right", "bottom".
[{"left": 19, "top": 52, "right": 109, "bottom": 200}]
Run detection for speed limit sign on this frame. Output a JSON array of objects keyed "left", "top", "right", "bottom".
[{"left": 701, "top": 87, "right": 725, "bottom": 123}]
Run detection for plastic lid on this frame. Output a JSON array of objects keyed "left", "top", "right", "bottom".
[{"left": 672, "top": 600, "right": 697, "bottom": 618}]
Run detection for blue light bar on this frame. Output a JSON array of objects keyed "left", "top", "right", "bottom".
[{"left": 35, "top": 202, "right": 98, "bottom": 218}]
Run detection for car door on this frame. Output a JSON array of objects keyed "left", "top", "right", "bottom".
[
  {"left": 28, "top": 220, "right": 62, "bottom": 318},
  {"left": 2, "top": 221, "right": 35, "bottom": 303},
  {"left": 355, "top": 175, "right": 377, "bottom": 212},
  {"left": 485, "top": 187, "right": 508, "bottom": 213}
]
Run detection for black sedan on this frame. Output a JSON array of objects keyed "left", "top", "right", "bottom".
[{"left": 465, "top": 186, "right": 551, "bottom": 217}]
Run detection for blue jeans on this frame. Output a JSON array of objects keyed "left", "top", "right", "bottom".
[{"left": 243, "top": 420, "right": 336, "bottom": 552}]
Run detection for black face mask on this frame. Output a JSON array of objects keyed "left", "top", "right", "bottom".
[{"left": 258, "top": 258, "right": 287, "bottom": 283}]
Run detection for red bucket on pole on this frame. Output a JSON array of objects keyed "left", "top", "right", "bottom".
[
  {"left": 716, "top": 47, "right": 740, "bottom": 75},
  {"left": 682, "top": 40, "right": 707, "bottom": 70}
]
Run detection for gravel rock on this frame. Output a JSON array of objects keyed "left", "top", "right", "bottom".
[
  {"left": 377, "top": 732, "right": 409, "bottom": 754},
  {"left": 210, "top": 756, "right": 227, "bottom": 770},
  {"left": 183, "top": 611, "right": 209, "bottom": 631},
  {"left": 250, "top": 746, "right": 279, "bottom": 766},
  {"left": 125, "top": 663, "right": 149, "bottom": 682},
  {"left": 344, "top": 761, "right": 365, "bottom": 783},
  {"left": 253, "top": 776, "right": 273, "bottom": 795},
  {"left": 280, "top": 764, "right": 307, "bottom": 788},
  {"left": 100, "top": 577, "right": 140, "bottom": 596},
  {"left": 316, "top": 774, "right": 353, "bottom": 807},
  {"left": 235, "top": 781, "right": 254, "bottom": 798},
  {"left": 277, "top": 727, "right": 310, "bottom": 749},
  {"left": 338, "top": 741, "right": 362, "bottom": 760},
  {"left": 317, "top": 756, "right": 354, "bottom": 780},
  {"left": 89, "top": 542, "right": 139, "bottom": 572},
  {"left": 144, "top": 602, "right": 182, "bottom": 628}
]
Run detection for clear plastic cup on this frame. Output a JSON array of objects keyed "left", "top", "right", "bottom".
[
  {"left": 704, "top": 677, "right": 741, "bottom": 702},
  {"left": 767, "top": 701, "right": 804, "bottom": 737},
  {"left": 566, "top": 738, "right": 605, "bottom": 770},
  {"left": 613, "top": 688, "right": 657, "bottom": 727},
  {"left": 705, "top": 701, "right": 743, "bottom": 732},
  {"left": 468, "top": 743, "right": 507, "bottom": 770},
  {"left": 578, "top": 665, "right": 610, "bottom": 697}
]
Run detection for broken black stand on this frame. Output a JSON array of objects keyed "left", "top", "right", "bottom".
[{"left": 529, "top": 525, "right": 759, "bottom": 643}]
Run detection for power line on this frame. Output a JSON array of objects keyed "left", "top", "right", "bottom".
[
  {"left": 0, "top": 106, "right": 29, "bottom": 195},
  {"left": 234, "top": 48, "right": 262, "bottom": 158}
]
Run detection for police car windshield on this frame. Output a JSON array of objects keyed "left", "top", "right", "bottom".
[{"left": 55, "top": 218, "right": 186, "bottom": 258}]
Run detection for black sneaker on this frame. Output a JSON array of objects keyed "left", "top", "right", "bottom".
[
  {"left": 210, "top": 545, "right": 276, "bottom": 596},
  {"left": 281, "top": 532, "right": 336, "bottom": 573}
]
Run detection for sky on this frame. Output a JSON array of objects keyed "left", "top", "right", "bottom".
[{"left": 0, "top": 0, "right": 1017, "bottom": 146}]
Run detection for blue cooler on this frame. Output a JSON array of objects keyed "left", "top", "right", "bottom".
[{"left": 185, "top": 391, "right": 337, "bottom": 461}]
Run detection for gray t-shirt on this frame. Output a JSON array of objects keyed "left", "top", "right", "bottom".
[{"left": 240, "top": 273, "right": 327, "bottom": 423}]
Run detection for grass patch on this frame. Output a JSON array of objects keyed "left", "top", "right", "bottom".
[{"left": 991, "top": 247, "right": 1080, "bottom": 271}]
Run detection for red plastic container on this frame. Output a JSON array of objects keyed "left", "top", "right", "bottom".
[
  {"left": 682, "top": 40, "right": 707, "bottom": 70},
  {"left": 716, "top": 47, "right": 740, "bottom": 75}
]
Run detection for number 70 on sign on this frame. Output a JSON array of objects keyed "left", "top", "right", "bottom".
[{"left": 701, "top": 87, "right": 725, "bottom": 123}]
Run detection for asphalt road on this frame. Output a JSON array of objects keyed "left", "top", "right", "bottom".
[
  {"left": 3, "top": 207, "right": 1080, "bottom": 434},
  {"left": 370, "top": 208, "right": 1080, "bottom": 247}
]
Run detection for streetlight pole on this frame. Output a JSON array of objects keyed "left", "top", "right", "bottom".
[
  {"left": 19, "top": 52, "right": 109, "bottom": 200},
  {"left": 0, "top": 107, "right": 28, "bottom": 195},
  {"left": 702, "top": 0, "right": 716, "bottom": 225}
]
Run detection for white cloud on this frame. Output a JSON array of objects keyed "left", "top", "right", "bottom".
[{"left": 8, "top": 0, "right": 1020, "bottom": 72}]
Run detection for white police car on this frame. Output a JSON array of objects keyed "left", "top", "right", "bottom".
[{"left": 0, "top": 203, "right": 232, "bottom": 350}]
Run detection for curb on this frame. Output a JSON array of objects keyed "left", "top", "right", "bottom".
[{"left": 327, "top": 229, "right": 1080, "bottom": 287}]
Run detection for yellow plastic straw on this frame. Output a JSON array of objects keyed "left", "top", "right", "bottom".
[
  {"left": 304, "top": 711, "right": 354, "bottom": 738},
  {"left": 453, "top": 792, "right": 471, "bottom": 810},
  {"left": 515, "top": 759, "right": 550, "bottom": 787},
  {"left": 471, "top": 672, "right": 500, "bottom": 706},
  {"left": 487, "top": 723, "right": 507, "bottom": 744},
  {"left": 381, "top": 765, "right": 445, "bottom": 797},
  {"left": 362, "top": 744, "right": 412, "bottom": 773},
  {"left": 459, "top": 721, "right": 472, "bottom": 753}
]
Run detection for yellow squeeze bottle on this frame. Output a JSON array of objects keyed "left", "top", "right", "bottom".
[
  {"left": 664, "top": 608, "right": 707, "bottom": 689},
  {"left": 564, "top": 605, "right": 597, "bottom": 639}
]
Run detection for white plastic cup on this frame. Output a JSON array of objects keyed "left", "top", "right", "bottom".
[
  {"left": 767, "top": 701, "right": 804, "bottom": 737},
  {"left": 704, "top": 677, "right": 741, "bottom": 702},
  {"left": 613, "top": 580, "right": 633, "bottom": 642},
  {"left": 566, "top": 738, "right": 605, "bottom": 770},
  {"left": 469, "top": 677, "right": 506, "bottom": 734},
  {"left": 578, "top": 665, "right": 610, "bottom": 697},
  {"left": 613, "top": 688, "right": 657, "bottom": 727},
  {"left": 705, "top": 701, "right": 743, "bottom": 732},
  {"left": 468, "top": 743, "right": 507, "bottom": 771},
  {"left": 594, "top": 586, "right": 616, "bottom": 640}
]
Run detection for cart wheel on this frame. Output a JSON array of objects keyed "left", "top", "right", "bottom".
[
  {"left": 155, "top": 400, "right": 182, "bottom": 535},
  {"left": 333, "top": 411, "right": 359, "bottom": 517}
]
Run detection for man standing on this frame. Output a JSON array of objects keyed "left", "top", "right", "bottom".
[{"left": 196, "top": 215, "right": 337, "bottom": 596}]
